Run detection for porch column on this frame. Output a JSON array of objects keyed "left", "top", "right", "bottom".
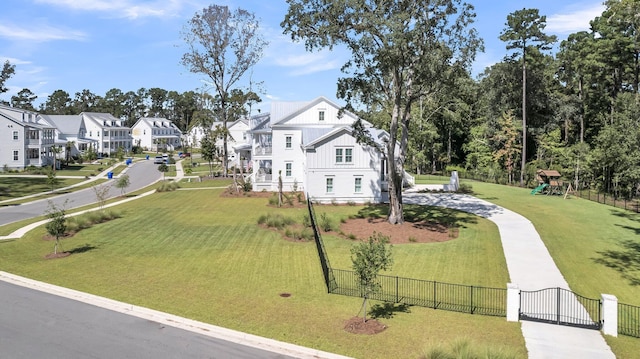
[
  {"left": 601, "top": 294, "right": 618, "bottom": 337},
  {"left": 506, "top": 283, "right": 520, "bottom": 322}
]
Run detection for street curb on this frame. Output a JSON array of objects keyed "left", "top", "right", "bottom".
[{"left": 0, "top": 272, "right": 352, "bottom": 359}]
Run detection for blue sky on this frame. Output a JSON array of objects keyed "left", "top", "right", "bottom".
[{"left": 1, "top": 0, "right": 605, "bottom": 115}]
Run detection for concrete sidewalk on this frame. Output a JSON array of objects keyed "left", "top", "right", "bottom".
[{"left": 404, "top": 187, "right": 615, "bottom": 359}]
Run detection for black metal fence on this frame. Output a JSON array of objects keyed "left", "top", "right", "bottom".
[
  {"left": 306, "top": 198, "right": 506, "bottom": 317},
  {"left": 575, "top": 189, "right": 640, "bottom": 214},
  {"left": 619, "top": 302, "right": 640, "bottom": 338},
  {"left": 332, "top": 268, "right": 506, "bottom": 316},
  {"left": 307, "top": 195, "right": 337, "bottom": 292},
  {"left": 519, "top": 287, "right": 601, "bottom": 330}
]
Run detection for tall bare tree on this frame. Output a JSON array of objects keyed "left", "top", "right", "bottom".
[
  {"left": 181, "top": 5, "right": 267, "bottom": 176},
  {"left": 282, "top": 0, "right": 481, "bottom": 224}
]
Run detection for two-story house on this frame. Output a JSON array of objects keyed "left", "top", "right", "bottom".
[
  {"left": 81, "top": 112, "right": 132, "bottom": 156},
  {"left": 188, "top": 118, "right": 253, "bottom": 169},
  {"left": 131, "top": 117, "right": 182, "bottom": 152},
  {"left": 249, "top": 97, "right": 390, "bottom": 203},
  {"left": 40, "top": 114, "right": 96, "bottom": 161},
  {"left": 0, "top": 104, "right": 56, "bottom": 170}
]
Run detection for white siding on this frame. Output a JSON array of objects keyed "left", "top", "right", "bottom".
[{"left": 305, "top": 132, "right": 383, "bottom": 203}]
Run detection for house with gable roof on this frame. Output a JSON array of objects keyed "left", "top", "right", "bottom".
[
  {"left": 81, "top": 112, "right": 132, "bottom": 156},
  {"left": 0, "top": 104, "right": 56, "bottom": 170},
  {"left": 249, "top": 96, "right": 392, "bottom": 203},
  {"left": 131, "top": 117, "right": 182, "bottom": 152},
  {"left": 39, "top": 114, "right": 96, "bottom": 160},
  {"left": 187, "top": 118, "right": 253, "bottom": 168}
]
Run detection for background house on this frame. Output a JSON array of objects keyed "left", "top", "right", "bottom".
[
  {"left": 131, "top": 117, "right": 182, "bottom": 152},
  {"left": 0, "top": 105, "right": 56, "bottom": 170},
  {"left": 82, "top": 112, "right": 132, "bottom": 156},
  {"left": 40, "top": 114, "right": 95, "bottom": 162},
  {"left": 187, "top": 118, "right": 252, "bottom": 169},
  {"left": 249, "top": 97, "right": 389, "bottom": 203}
]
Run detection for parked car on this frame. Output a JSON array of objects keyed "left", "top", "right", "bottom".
[
  {"left": 179, "top": 152, "right": 191, "bottom": 159},
  {"left": 153, "top": 156, "right": 164, "bottom": 164}
]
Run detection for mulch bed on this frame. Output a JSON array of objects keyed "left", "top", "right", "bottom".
[
  {"left": 339, "top": 217, "right": 458, "bottom": 244},
  {"left": 343, "top": 316, "right": 387, "bottom": 335}
]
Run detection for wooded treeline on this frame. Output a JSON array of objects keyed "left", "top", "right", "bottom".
[{"left": 1, "top": 1, "right": 639, "bottom": 198}]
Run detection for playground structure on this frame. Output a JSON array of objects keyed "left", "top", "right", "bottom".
[{"left": 531, "top": 169, "right": 565, "bottom": 195}]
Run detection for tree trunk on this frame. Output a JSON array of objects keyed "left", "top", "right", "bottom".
[
  {"left": 520, "top": 51, "right": 527, "bottom": 187},
  {"left": 387, "top": 101, "right": 404, "bottom": 225}
]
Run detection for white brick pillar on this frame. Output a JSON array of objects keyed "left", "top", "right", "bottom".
[
  {"left": 601, "top": 294, "right": 618, "bottom": 337},
  {"left": 506, "top": 283, "right": 520, "bottom": 322}
]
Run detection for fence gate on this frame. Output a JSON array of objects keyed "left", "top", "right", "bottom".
[{"left": 519, "top": 287, "right": 601, "bottom": 330}]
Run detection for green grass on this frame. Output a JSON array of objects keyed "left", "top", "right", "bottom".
[
  {"left": 0, "top": 177, "right": 87, "bottom": 201},
  {"left": 469, "top": 180, "right": 640, "bottom": 357},
  {"left": 413, "top": 174, "right": 452, "bottom": 185},
  {"left": 0, "top": 188, "right": 525, "bottom": 358}
]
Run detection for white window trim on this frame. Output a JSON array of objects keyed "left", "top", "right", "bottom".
[
  {"left": 285, "top": 162, "right": 292, "bottom": 177},
  {"left": 325, "top": 176, "right": 334, "bottom": 193},
  {"left": 285, "top": 135, "right": 293, "bottom": 149},
  {"left": 354, "top": 176, "right": 363, "bottom": 193},
  {"left": 335, "top": 146, "right": 354, "bottom": 164}
]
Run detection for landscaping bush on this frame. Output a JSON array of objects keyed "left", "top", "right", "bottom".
[
  {"left": 157, "top": 181, "right": 180, "bottom": 192},
  {"left": 257, "top": 213, "right": 296, "bottom": 230},
  {"left": 319, "top": 212, "right": 337, "bottom": 232}
]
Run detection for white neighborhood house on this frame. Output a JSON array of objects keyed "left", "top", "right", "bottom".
[
  {"left": 131, "top": 117, "right": 182, "bottom": 152},
  {"left": 0, "top": 105, "right": 56, "bottom": 170},
  {"left": 248, "top": 96, "right": 395, "bottom": 204}
]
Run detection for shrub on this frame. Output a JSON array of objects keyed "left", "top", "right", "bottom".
[
  {"left": 408, "top": 236, "right": 417, "bottom": 243},
  {"left": 157, "top": 181, "right": 179, "bottom": 192},
  {"left": 268, "top": 194, "right": 279, "bottom": 206},
  {"left": 347, "top": 200, "right": 356, "bottom": 206},
  {"left": 457, "top": 183, "right": 473, "bottom": 194},
  {"left": 347, "top": 233, "right": 357, "bottom": 240},
  {"left": 319, "top": 213, "right": 336, "bottom": 232},
  {"left": 296, "top": 192, "right": 306, "bottom": 204},
  {"left": 257, "top": 213, "right": 296, "bottom": 230},
  {"left": 302, "top": 214, "right": 311, "bottom": 228}
]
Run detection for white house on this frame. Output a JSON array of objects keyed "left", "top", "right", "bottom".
[
  {"left": 131, "top": 117, "right": 182, "bottom": 152},
  {"left": 249, "top": 97, "right": 390, "bottom": 203},
  {"left": 81, "top": 112, "right": 132, "bottom": 156},
  {"left": 40, "top": 114, "right": 96, "bottom": 160},
  {"left": 0, "top": 104, "right": 56, "bottom": 170},
  {"left": 187, "top": 118, "right": 252, "bottom": 168}
]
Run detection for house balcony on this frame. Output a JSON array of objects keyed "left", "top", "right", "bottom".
[
  {"left": 255, "top": 173, "right": 272, "bottom": 183},
  {"left": 254, "top": 145, "right": 272, "bottom": 156}
]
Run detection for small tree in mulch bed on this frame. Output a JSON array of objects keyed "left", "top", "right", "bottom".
[
  {"left": 45, "top": 200, "right": 67, "bottom": 255},
  {"left": 351, "top": 232, "right": 393, "bottom": 322},
  {"left": 115, "top": 174, "right": 130, "bottom": 196}
]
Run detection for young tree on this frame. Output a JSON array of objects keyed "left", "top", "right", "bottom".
[
  {"left": 158, "top": 163, "right": 169, "bottom": 180},
  {"left": 181, "top": 5, "right": 268, "bottom": 177},
  {"left": 92, "top": 183, "right": 112, "bottom": 211},
  {"left": 282, "top": 0, "right": 481, "bottom": 224},
  {"left": 200, "top": 133, "right": 216, "bottom": 176},
  {"left": 492, "top": 111, "right": 521, "bottom": 185},
  {"left": 351, "top": 232, "right": 393, "bottom": 322},
  {"left": 115, "top": 174, "right": 131, "bottom": 196},
  {"left": 46, "top": 169, "right": 59, "bottom": 192},
  {"left": 499, "top": 8, "right": 556, "bottom": 187},
  {"left": 45, "top": 201, "right": 67, "bottom": 255}
]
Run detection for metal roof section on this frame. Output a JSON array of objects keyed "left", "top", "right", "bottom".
[
  {"left": 81, "top": 112, "right": 128, "bottom": 128},
  {"left": 0, "top": 104, "right": 53, "bottom": 129},
  {"left": 39, "top": 115, "right": 83, "bottom": 135}
]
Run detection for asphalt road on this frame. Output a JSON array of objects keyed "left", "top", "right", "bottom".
[
  {"left": 0, "top": 281, "right": 293, "bottom": 359},
  {"left": 0, "top": 160, "right": 161, "bottom": 226}
]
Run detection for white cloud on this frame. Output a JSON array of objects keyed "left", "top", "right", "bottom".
[
  {"left": 0, "top": 23, "right": 87, "bottom": 42},
  {"left": 34, "top": 0, "right": 187, "bottom": 20},
  {"left": 547, "top": 4, "right": 605, "bottom": 34},
  {"left": 0, "top": 56, "right": 31, "bottom": 65}
]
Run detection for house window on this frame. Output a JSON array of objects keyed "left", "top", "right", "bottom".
[
  {"left": 335, "top": 148, "right": 343, "bottom": 163},
  {"left": 285, "top": 162, "right": 292, "bottom": 177},
  {"left": 326, "top": 177, "right": 334, "bottom": 193},
  {"left": 319, "top": 111, "right": 325, "bottom": 121},
  {"left": 336, "top": 147, "right": 353, "bottom": 163},
  {"left": 354, "top": 177, "right": 362, "bottom": 193},
  {"left": 12, "top": 131, "right": 18, "bottom": 140},
  {"left": 13, "top": 150, "right": 19, "bottom": 161},
  {"left": 285, "top": 135, "right": 292, "bottom": 149}
]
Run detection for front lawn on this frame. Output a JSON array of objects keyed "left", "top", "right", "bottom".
[{"left": 0, "top": 188, "right": 525, "bottom": 358}]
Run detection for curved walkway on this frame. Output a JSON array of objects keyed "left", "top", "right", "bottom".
[{"left": 404, "top": 187, "right": 615, "bottom": 359}]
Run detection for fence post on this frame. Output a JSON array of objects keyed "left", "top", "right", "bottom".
[
  {"left": 396, "top": 276, "right": 399, "bottom": 303},
  {"left": 506, "top": 283, "right": 520, "bottom": 322},
  {"left": 602, "top": 294, "right": 618, "bottom": 337}
]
